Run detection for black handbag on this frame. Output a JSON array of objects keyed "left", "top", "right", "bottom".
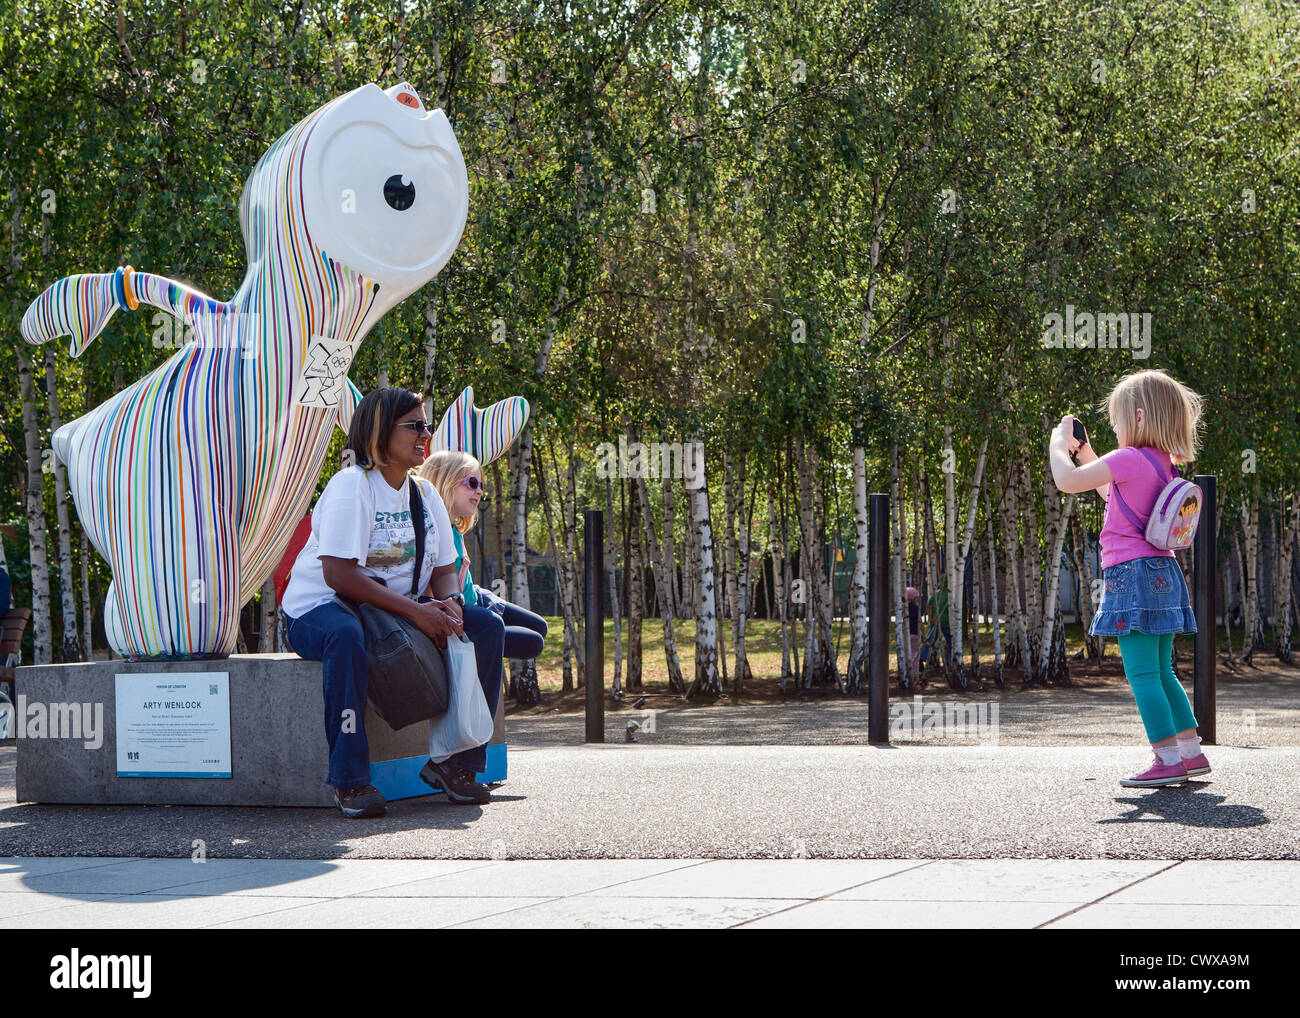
[{"left": 336, "top": 479, "right": 449, "bottom": 729}]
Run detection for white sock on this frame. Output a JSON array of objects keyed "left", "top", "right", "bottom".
[
  {"left": 1177, "top": 736, "right": 1202, "bottom": 759},
  {"left": 1154, "top": 745, "right": 1182, "bottom": 766}
]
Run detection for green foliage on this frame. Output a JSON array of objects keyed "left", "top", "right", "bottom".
[{"left": 2, "top": 0, "right": 1297, "bottom": 661}]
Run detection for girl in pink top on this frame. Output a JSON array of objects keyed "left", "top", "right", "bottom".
[{"left": 1049, "top": 369, "right": 1210, "bottom": 788}]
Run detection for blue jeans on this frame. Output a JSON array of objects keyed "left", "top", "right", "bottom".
[
  {"left": 475, "top": 586, "right": 547, "bottom": 659},
  {"left": 284, "top": 601, "right": 372, "bottom": 789},
  {"left": 500, "top": 601, "right": 547, "bottom": 659},
  {"left": 454, "top": 605, "right": 505, "bottom": 774}
]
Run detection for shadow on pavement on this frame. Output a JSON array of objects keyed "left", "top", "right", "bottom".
[{"left": 1099, "top": 786, "right": 1269, "bottom": 829}]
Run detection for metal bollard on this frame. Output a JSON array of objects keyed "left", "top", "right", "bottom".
[
  {"left": 1192, "top": 475, "right": 1216, "bottom": 745},
  {"left": 869, "top": 492, "right": 890, "bottom": 744},
  {"left": 584, "top": 509, "right": 605, "bottom": 743}
]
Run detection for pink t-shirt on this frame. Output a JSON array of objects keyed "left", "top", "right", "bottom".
[{"left": 1098, "top": 446, "right": 1177, "bottom": 569}]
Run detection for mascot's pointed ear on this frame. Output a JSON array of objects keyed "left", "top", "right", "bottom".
[{"left": 430, "top": 385, "right": 529, "bottom": 466}]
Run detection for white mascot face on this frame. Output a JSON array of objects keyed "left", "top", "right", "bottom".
[{"left": 304, "top": 82, "right": 470, "bottom": 307}]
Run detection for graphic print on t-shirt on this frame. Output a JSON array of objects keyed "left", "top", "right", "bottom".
[{"left": 368, "top": 506, "right": 420, "bottom": 572}]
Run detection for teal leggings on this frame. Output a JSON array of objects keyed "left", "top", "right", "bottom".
[{"left": 1115, "top": 632, "right": 1199, "bottom": 743}]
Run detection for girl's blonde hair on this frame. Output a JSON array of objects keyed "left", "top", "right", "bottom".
[
  {"left": 1098, "top": 369, "right": 1204, "bottom": 464},
  {"left": 418, "top": 450, "right": 483, "bottom": 534}
]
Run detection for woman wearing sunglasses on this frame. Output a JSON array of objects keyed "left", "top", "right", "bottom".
[
  {"left": 280, "top": 387, "right": 493, "bottom": 818},
  {"left": 420, "top": 450, "right": 548, "bottom": 667}
]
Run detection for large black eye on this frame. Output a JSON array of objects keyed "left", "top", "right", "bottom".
[{"left": 384, "top": 174, "right": 415, "bottom": 211}]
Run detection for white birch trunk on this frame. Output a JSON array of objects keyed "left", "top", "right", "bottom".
[
  {"left": 1281, "top": 496, "right": 1300, "bottom": 662},
  {"left": 942, "top": 428, "right": 959, "bottom": 669},
  {"left": 1242, "top": 490, "right": 1263, "bottom": 661},
  {"left": 17, "top": 345, "right": 52, "bottom": 664},
  {"left": 1037, "top": 481, "right": 1076, "bottom": 678},
  {"left": 43, "top": 348, "right": 80, "bottom": 659},
  {"left": 537, "top": 452, "right": 577, "bottom": 691},
  {"left": 984, "top": 489, "right": 1003, "bottom": 681},
  {"left": 949, "top": 436, "right": 989, "bottom": 671},
  {"left": 1021, "top": 455, "right": 1044, "bottom": 677},
  {"left": 1000, "top": 466, "right": 1031, "bottom": 676},
  {"left": 1072, "top": 514, "right": 1099, "bottom": 657},
  {"left": 635, "top": 470, "right": 685, "bottom": 693},
  {"left": 768, "top": 487, "right": 792, "bottom": 689},
  {"left": 686, "top": 443, "right": 720, "bottom": 697},
  {"left": 420, "top": 294, "right": 440, "bottom": 423},
  {"left": 605, "top": 476, "right": 622, "bottom": 698},
  {"left": 729, "top": 449, "right": 753, "bottom": 687},
  {"left": 921, "top": 471, "right": 942, "bottom": 673},
  {"left": 846, "top": 437, "right": 869, "bottom": 690},
  {"left": 508, "top": 432, "right": 533, "bottom": 613},
  {"left": 626, "top": 469, "right": 644, "bottom": 690},
  {"left": 662, "top": 469, "right": 679, "bottom": 617},
  {"left": 80, "top": 531, "right": 94, "bottom": 657},
  {"left": 892, "top": 445, "right": 908, "bottom": 688},
  {"left": 259, "top": 578, "right": 278, "bottom": 653}
]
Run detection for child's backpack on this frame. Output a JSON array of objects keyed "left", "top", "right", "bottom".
[{"left": 1111, "top": 448, "right": 1202, "bottom": 550}]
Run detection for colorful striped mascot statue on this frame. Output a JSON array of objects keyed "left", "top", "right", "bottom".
[{"left": 20, "top": 82, "right": 469, "bottom": 659}]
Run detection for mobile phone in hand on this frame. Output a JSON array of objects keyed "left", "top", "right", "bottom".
[{"left": 1071, "top": 418, "right": 1088, "bottom": 446}]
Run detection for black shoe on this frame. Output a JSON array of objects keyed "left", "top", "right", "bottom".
[
  {"left": 420, "top": 759, "right": 491, "bottom": 804},
  {"left": 333, "top": 784, "right": 386, "bottom": 818}
]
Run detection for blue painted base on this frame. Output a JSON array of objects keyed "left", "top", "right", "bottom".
[{"left": 371, "top": 742, "right": 507, "bottom": 802}]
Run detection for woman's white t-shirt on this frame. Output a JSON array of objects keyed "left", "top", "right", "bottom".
[{"left": 281, "top": 466, "right": 456, "bottom": 619}]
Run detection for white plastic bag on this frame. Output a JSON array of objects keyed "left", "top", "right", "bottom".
[{"left": 427, "top": 634, "right": 494, "bottom": 763}]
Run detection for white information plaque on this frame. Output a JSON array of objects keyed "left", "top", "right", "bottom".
[{"left": 115, "top": 673, "right": 232, "bottom": 778}]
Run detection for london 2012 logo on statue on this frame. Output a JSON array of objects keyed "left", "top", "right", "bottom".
[{"left": 20, "top": 82, "right": 470, "bottom": 660}]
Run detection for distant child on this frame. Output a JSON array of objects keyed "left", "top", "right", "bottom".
[
  {"left": 1049, "top": 369, "right": 1209, "bottom": 787},
  {"left": 906, "top": 586, "right": 921, "bottom": 677}
]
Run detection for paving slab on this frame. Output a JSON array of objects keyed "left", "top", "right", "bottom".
[
  {"left": 0, "top": 857, "right": 265, "bottom": 895},
  {"left": 1101, "top": 860, "right": 1300, "bottom": 906},
  {"left": 825, "top": 859, "right": 1175, "bottom": 901},
  {"left": 208, "top": 895, "right": 555, "bottom": 928},
  {"left": 3, "top": 857, "right": 1297, "bottom": 928},
  {"left": 737, "top": 899, "right": 1084, "bottom": 929},
  {"left": 13, "top": 892, "right": 323, "bottom": 929},
  {"left": 351, "top": 858, "right": 701, "bottom": 898},
  {"left": 446, "top": 895, "right": 804, "bottom": 929},
  {"left": 574, "top": 859, "right": 925, "bottom": 899},
  {"left": 0, "top": 891, "right": 121, "bottom": 921},
  {"left": 174, "top": 858, "right": 494, "bottom": 897}
]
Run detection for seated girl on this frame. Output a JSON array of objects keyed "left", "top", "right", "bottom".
[{"left": 419, "top": 450, "right": 548, "bottom": 663}]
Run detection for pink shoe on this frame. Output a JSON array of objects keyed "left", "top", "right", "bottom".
[
  {"left": 1182, "top": 752, "right": 1211, "bottom": 777},
  {"left": 1119, "top": 756, "right": 1189, "bottom": 787}
]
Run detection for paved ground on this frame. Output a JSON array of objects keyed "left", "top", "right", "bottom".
[
  {"left": 2, "top": 744, "right": 1294, "bottom": 860},
  {"left": 508, "top": 675, "right": 1299, "bottom": 747},
  {"left": 2, "top": 856, "right": 1296, "bottom": 928},
  {"left": 4, "top": 674, "right": 1294, "bottom": 926}
]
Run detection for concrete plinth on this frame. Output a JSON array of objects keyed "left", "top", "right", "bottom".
[{"left": 13, "top": 654, "right": 506, "bottom": 807}]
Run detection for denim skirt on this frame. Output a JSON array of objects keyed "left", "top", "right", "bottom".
[{"left": 1088, "top": 555, "right": 1197, "bottom": 637}]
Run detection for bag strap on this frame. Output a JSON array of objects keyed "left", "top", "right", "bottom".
[
  {"left": 1111, "top": 484, "right": 1150, "bottom": 532},
  {"left": 408, "top": 478, "right": 426, "bottom": 597},
  {"left": 1135, "top": 447, "right": 1175, "bottom": 483},
  {"left": 1110, "top": 449, "right": 1176, "bottom": 531}
]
